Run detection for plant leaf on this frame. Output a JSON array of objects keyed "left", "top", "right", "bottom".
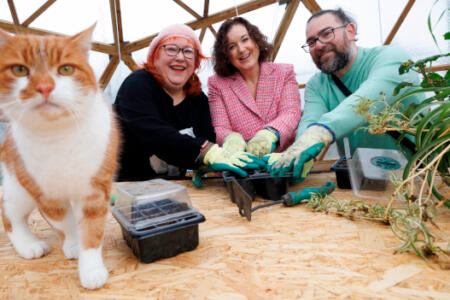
[
  {"left": 394, "top": 81, "right": 414, "bottom": 95},
  {"left": 399, "top": 60, "right": 414, "bottom": 75},
  {"left": 445, "top": 31, "right": 450, "bottom": 40},
  {"left": 420, "top": 72, "right": 445, "bottom": 88}
]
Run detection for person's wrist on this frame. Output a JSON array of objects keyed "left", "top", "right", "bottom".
[
  {"left": 307, "top": 123, "right": 335, "bottom": 143},
  {"left": 196, "top": 141, "right": 214, "bottom": 164}
]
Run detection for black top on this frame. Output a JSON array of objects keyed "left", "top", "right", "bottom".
[{"left": 114, "top": 69, "right": 216, "bottom": 181}]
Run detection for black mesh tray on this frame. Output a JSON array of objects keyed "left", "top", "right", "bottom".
[
  {"left": 112, "top": 198, "right": 205, "bottom": 263},
  {"left": 222, "top": 169, "right": 292, "bottom": 201}
]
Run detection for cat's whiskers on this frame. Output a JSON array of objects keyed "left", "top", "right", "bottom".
[
  {"left": 0, "top": 99, "right": 16, "bottom": 109},
  {"left": 14, "top": 104, "right": 30, "bottom": 124},
  {"left": 0, "top": 99, "right": 22, "bottom": 120}
]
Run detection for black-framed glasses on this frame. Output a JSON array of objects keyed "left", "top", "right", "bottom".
[
  {"left": 161, "top": 44, "right": 196, "bottom": 59},
  {"left": 301, "top": 24, "right": 348, "bottom": 53}
]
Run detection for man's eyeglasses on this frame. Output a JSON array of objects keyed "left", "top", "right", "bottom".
[
  {"left": 301, "top": 24, "right": 348, "bottom": 53},
  {"left": 161, "top": 44, "right": 196, "bottom": 59}
]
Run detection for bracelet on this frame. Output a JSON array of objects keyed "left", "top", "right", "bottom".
[{"left": 200, "top": 140, "right": 210, "bottom": 150}]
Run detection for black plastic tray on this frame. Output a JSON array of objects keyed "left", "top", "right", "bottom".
[
  {"left": 223, "top": 169, "right": 292, "bottom": 201},
  {"left": 331, "top": 157, "right": 351, "bottom": 189},
  {"left": 112, "top": 198, "right": 205, "bottom": 263}
]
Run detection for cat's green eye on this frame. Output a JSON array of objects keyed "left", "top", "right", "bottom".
[
  {"left": 11, "top": 65, "right": 29, "bottom": 77},
  {"left": 58, "top": 65, "right": 75, "bottom": 76}
]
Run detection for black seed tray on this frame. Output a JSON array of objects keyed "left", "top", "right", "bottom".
[
  {"left": 331, "top": 157, "right": 351, "bottom": 189},
  {"left": 222, "top": 169, "right": 292, "bottom": 201},
  {"left": 112, "top": 198, "right": 205, "bottom": 263}
]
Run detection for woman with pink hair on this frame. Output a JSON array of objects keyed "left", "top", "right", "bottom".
[{"left": 114, "top": 24, "right": 263, "bottom": 182}]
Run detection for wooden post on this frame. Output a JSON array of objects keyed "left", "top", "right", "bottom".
[
  {"left": 272, "top": 0, "right": 301, "bottom": 61},
  {"left": 384, "top": 0, "right": 415, "bottom": 45}
]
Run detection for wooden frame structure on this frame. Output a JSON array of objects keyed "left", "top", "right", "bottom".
[{"left": 1, "top": 0, "right": 448, "bottom": 89}]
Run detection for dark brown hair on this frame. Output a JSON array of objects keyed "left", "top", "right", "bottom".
[
  {"left": 213, "top": 17, "right": 273, "bottom": 77},
  {"left": 308, "top": 8, "right": 358, "bottom": 38}
]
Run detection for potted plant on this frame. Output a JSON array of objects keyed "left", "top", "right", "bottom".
[{"left": 306, "top": 6, "right": 449, "bottom": 261}]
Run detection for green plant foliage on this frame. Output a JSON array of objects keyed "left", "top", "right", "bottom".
[
  {"left": 307, "top": 193, "right": 450, "bottom": 260},
  {"left": 349, "top": 5, "right": 449, "bottom": 259}
]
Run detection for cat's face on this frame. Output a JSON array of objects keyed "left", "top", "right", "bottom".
[{"left": 0, "top": 26, "right": 97, "bottom": 124}]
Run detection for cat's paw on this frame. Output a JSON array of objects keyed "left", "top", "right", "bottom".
[
  {"left": 79, "top": 265, "right": 108, "bottom": 290},
  {"left": 15, "top": 240, "right": 50, "bottom": 259},
  {"left": 62, "top": 239, "right": 79, "bottom": 259}
]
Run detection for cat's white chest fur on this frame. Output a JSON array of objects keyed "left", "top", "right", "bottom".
[
  {"left": 11, "top": 92, "right": 112, "bottom": 199},
  {"left": 0, "top": 24, "right": 118, "bottom": 290}
]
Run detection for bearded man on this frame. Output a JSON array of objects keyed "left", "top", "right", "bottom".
[{"left": 265, "top": 8, "right": 421, "bottom": 181}]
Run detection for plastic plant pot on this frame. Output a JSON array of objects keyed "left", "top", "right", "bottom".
[
  {"left": 347, "top": 148, "right": 408, "bottom": 201},
  {"left": 223, "top": 169, "right": 291, "bottom": 201},
  {"left": 112, "top": 179, "right": 205, "bottom": 263},
  {"left": 331, "top": 157, "right": 351, "bottom": 189},
  {"left": 222, "top": 172, "right": 256, "bottom": 202}
]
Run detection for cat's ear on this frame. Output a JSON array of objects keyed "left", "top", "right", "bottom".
[
  {"left": 0, "top": 28, "right": 12, "bottom": 47},
  {"left": 70, "top": 23, "right": 96, "bottom": 55}
]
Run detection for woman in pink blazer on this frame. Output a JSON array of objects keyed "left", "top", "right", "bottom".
[{"left": 208, "top": 17, "right": 302, "bottom": 158}]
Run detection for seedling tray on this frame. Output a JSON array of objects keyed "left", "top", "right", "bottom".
[
  {"left": 223, "top": 169, "right": 292, "bottom": 201},
  {"left": 113, "top": 198, "right": 205, "bottom": 263},
  {"left": 331, "top": 157, "right": 351, "bottom": 189}
]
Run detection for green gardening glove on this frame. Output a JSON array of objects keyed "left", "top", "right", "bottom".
[
  {"left": 192, "top": 165, "right": 213, "bottom": 188},
  {"left": 264, "top": 145, "right": 320, "bottom": 182},
  {"left": 262, "top": 149, "right": 315, "bottom": 183},
  {"left": 270, "top": 142, "right": 323, "bottom": 182},
  {"left": 292, "top": 143, "right": 323, "bottom": 183},
  {"left": 247, "top": 129, "right": 278, "bottom": 158},
  {"left": 262, "top": 152, "right": 283, "bottom": 171},
  {"left": 266, "top": 125, "right": 333, "bottom": 181},
  {"left": 223, "top": 132, "right": 247, "bottom": 152},
  {"left": 203, "top": 144, "right": 265, "bottom": 177}
]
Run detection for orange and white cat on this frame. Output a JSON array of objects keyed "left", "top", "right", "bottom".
[{"left": 0, "top": 25, "right": 119, "bottom": 289}]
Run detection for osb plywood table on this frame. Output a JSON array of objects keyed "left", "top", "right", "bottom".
[{"left": 1, "top": 161, "right": 449, "bottom": 299}]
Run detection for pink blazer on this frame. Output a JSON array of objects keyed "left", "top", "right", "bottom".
[{"left": 208, "top": 62, "right": 301, "bottom": 151}]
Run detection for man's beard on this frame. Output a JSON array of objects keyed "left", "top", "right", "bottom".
[{"left": 315, "top": 44, "right": 352, "bottom": 74}]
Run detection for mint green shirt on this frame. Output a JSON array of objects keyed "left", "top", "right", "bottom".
[{"left": 298, "top": 46, "right": 421, "bottom": 155}]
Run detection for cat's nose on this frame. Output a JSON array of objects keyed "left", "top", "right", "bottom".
[{"left": 36, "top": 83, "right": 54, "bottom": 101}]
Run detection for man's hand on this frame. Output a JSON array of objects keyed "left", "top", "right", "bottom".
[{"left": 265, "top": 125, "right": 333, "bottom": 181}]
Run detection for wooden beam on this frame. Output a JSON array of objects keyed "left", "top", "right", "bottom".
[
  {"left": 109, "top": 0, "right": 120, "bottom": 57},
  {"left": 0, "top": 20, "right": 117, "bottom": 55},
  {"left": 272, "top": 0, "right": 301, "bottom": 61},
  {"left": 22, "top": 0, "right": 57, "bottom": 27},
  {"left": 173, "top": 0, "right": 216, "bottom": 42},
  {"left": 114, "top": 0, "right": 124, "bottom": 43},
  {"left": 99, "top": 55, "right": 120, "bottom": 89},
  {"left": 121, "top": 53, "right": 138, "bottom": 71},
  {"left": 428, "top": 64, "right": 450, "bottom": 73},
  {"left": 7, "top": 0, "right": 20, "bottom": 25},
  {"left": 384, "top": 0, "right": 415, "bottom": 45},
  {"left": 199, "top": 0, "right": 212, "bottom": 42},
  {"left": 187, "top": 0, "right": 277, "bottom": 30},
  {"left": 173, "top": 0, "right": 201, "bottom": 19},
  {"left": 301, "top": 0, "right": 321, "bottom": 14},
  {"left": 124, "top": 0, "right": 277, "bottom": 53}
]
